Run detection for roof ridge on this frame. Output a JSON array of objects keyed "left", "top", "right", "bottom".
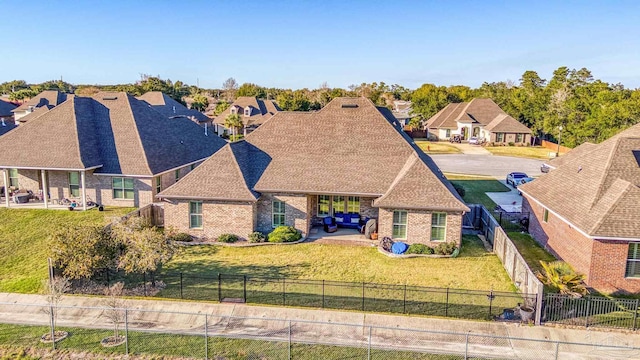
[
  {"left": 124, "top": 93, "right": 154, "bottom": 176},
  {"left": 228, "top": 141, "right": 259, "bottom": 200},
  {"left": 70, "top": 97, "right": 84, "bottom": 169},
  {"left": 588, "top": 179, "right": 634, "bottom": 234},
  {"left": 589, "top": 136, "right": 625, "bottom": 209}
]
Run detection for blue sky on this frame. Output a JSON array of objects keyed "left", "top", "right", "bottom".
[{"left": 1, "top": 1, "right": 639, "bottom": 89}]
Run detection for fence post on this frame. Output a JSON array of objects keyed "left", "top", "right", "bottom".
[
  {"left": 368, "top": 326, "right": 372, "bottom": 360},
  {"left": 124, "top": 309, "right": 129, "bottom": 355},
  {"left": 554, "top": 341, "right": 560, "bottom": 360},
  {"left": 362, "top": 281, "right": 365, "bottom": 311},
  {"left": 204, "top": 314, "right": 208, "bottom": 360},
  {"left": 322, "top": 280, "right": 325, "bottom": 308},
  {"left": 499, "top": 211, "right": 503, "bottom": 227},
  {"left": 217, "top": 273, "right": 221, "bottom": 302},
  {"left": 403, "top": 284, "right": 407, "bottom": 314},
  {"left": 464, "top": 332, "right": 469, "bottom": 360},
  {"left": 288, "top": 320, "right": 292, "bottom": 360},
  {"left": 585, "top": 298, "right": 591, "bottom": 328},
  {"left": 180, "top": 272, "right": 183, "bottom": 299},
  {"left": 535, "top": 287, "right": 544, "bottom": 326},
  {"left": 488, "top": 289, "right": 494, "bottom": 319},
  {"left": 243, "top": 275, "right": 247, "bottom": 303},
  {"left": 634, "top": 299, "right": 639, "bottom": 331},
  {"left": 445, "top": 288, "right": 449, "bottom": 317}
]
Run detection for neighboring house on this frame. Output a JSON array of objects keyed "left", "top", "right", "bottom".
[
  {"left": 0, "top": 98, "right": 17, "bottom": 123},
  {"left": 426, "top": 98, "right": 532, "bottom": 143},
  {"left": 137, "top": 91, "right": 212, "bottom": 127},
  {"left": 0, "top": 92, "right": 226, "bottom": 209},
  {"left": 11, "top": 90, "right": 69, "bottom": 122},
  {"left": 519, "top": 123, "right": 640, "bottom": 294},
  {"left": 392, "top": 100, "right": 413, "bottom": 127},
  {"left": 213, "top": 96, "right": 280, "bottom": 136},
  {"left": 159, "top": 97, "right": 469, "bottom": 245}
]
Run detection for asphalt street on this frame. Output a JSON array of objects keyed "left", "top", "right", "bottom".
[{"left": 430, "top": 154, "right": 545, "bottom": 178}]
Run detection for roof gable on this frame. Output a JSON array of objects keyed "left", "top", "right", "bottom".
[
  {"left": 484, "top": 113, "right": 532, "bottom": 133},
  {"left": 0, "top": 99, "right": 17, "bottom": 117},
  {"left": 137, "top": 91, "right": 210, "bottom": 123},
  {"left": 214, "top": 96, "right": 280, "bottom": 127}
]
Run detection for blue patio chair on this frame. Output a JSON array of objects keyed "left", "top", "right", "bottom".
[{"left": 323, "top": 216, "right": 338, "bottom": 233}]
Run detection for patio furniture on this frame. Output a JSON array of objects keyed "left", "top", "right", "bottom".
[
  {"left": 334, "top": 213, "right": 365, "bottom": 229},
  {"left": 364, "top": 218, "right": 377, "bottom": 239},
  {"left": 323, "top": 216, "right": 338, "bottom": 233},
  {"left": 13, "top": 193, "right": 30, "bottom": 204}
]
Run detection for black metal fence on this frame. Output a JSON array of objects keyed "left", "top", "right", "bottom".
[
  {"left": 86, "top": 270, "right": 535, "bottom": 322},
  {"left": 544, "top": 293, "right": 640, "bottom": 330}
]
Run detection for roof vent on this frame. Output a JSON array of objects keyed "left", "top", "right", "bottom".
[
  {"left": 341, "top": 104, "right": 358, "bottom": 108},
  {"left": 102, "top": 96, "right": 118, "bottom": 101},
  {"left": 172, "top": 106, "right": 176, "bottom": 114}
]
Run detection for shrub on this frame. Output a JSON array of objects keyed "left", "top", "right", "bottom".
[
  {"left": 434, "top": 242, "right": 457, "bottom": 255},
  {"left": 508, "top": 142, "right": 515, "bottom": 146},
  {"left": 452, "top": 183, "right": 465, "bottom": 197},
  {"left": 406, "top": 244, "right": 434, "bottom": 255},
  {"left": 218, "top": 234, "right": 239, "bottom": 243},
  {"left": 248, "top": 231, "right": 267, "bottom": 243},
  {"left": 268, "top": 226, "right": 302, "bottom": 243},
  {"left": 229, "top": 134, "right": 244, "bottom": 142},
  {"left": 167, "top": 232, "right": 193, "bottom": 242}
]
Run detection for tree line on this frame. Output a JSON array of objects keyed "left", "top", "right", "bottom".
[{"left": 2, "top": 66, "right": 639, "bottom": 147}]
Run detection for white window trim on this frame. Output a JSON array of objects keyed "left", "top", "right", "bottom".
[
  {"left": 68, "top": 171, "right": 80, "bottom": 197},
  {"left": 332, "top": 195, "right": 345, "bottom": 215},
  {"left": 431, "top": 212, "right": 447, "bottom": 241},
  {"left": 392, "top": 210, "right": 408, "bottom": 240},
  {"left": 272, "top": 200, "right": 286, "bottom": 228},
  {"left": 189, "top": 201, "right": 203, "bottom": 229},
  {"left": 347, "top": 196, "right": 360, "bottom": 213},
  {"left": 112, "top": 177, "right": 134, "bottom": 200},
  {"left": 318, "top": 195, "right": 330, "bottom": 217},
  {"left": 155, "top": 176, "right": 162, "bottom": 194}
]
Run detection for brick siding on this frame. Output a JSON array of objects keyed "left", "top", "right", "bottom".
[
  {"left": 256, "top": 193, "right": 309, "bottom": 236},
  {"left": 164, "top": 199, "right": 255, "bottom": 240},
  {"left": 378, "top": 208, "right": 462, "bottom": 247},
  {"left": 590, "top": 239, "right": 640, "bottom": 293}
]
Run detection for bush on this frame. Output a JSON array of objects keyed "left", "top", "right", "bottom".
[
  {"left": 434, "top": 242, "right": 457, "bottom": 255},
  {"left": 217, "top": 234, "right": 239, "bottom": 243},
  {"left": 508, "top": 142, "right": 515, "bottom": 146},
  {"left": 248, "top": 231, "right": 267, "bottom": 243},
  {"left": 229, "top": 134, "right": 244, "bottom": 142},
  {"left": 167, "top": 232, "right": 193, "bottom": 242},
  {"left": 452, "top": 183, "right": 465, "bottom": 197},
  {"left": 268, "top": 226, "right": 302, "bottom": 243},
  {"left": 406, "top": 244, "right": 434, "bottom": 255}
]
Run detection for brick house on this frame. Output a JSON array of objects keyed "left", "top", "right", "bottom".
[
  {"left": 159, "top": 97, "right": 469, "bottom": 246},
  {"left": 212, "top": 96, "right": 280, "bottom": 136},
  {"left": 11, "top": 90, "right": 69, "bottom": 123},
  {"left": 519, "top": 123, "right": 640, "bottom": 294},
  {"left": 0, "top": 92, "right": 226, "bottom": 209},
  {"left": 0, "top": 99, "right": 17, "bottom": 136},
  {"left": 426, "top": 98, "right": 532, "bottom": 143}
]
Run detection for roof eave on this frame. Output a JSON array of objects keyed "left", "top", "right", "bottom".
[
  {"left": 252, "top": 188, "right": 383, "bottom": 197},
  {"left": 156, "top": 194, "right": 257, "bottom": 202}
]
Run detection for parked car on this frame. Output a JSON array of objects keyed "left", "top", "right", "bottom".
[
  {"left": 449, "top": 134, "right": 462, "bottom": 143},
  {"left": 540, "top": 164, "right": 550, "bottom": 173},
  {"left": 468, "top": 136, "right": 483, "bottom": 145},
  {"left": 506, "top": 172, "right": 528, "bottom": 187}
]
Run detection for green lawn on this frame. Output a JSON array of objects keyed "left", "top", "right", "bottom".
[
  {"left": 0, "top": 207, "right": 134, "bottom": 294},
  {"left": 506, "top": 232, "right": 556, "bottom": 274},
  {"left": 446, "top": 174, "right": 510, "bottom": 209},
  {"left": 415, "top": 141, "right": 461, "bottom": 154},
  {"left": 484, "top": 146, "right": 567, "bottom": 159},
  {"left": 161, "top": 235, "right": 514, "bottom": 292}
]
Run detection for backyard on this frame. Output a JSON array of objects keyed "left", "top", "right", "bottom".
[
  {"left": 0, "top": 207, "right": 134, "bottom": 293},
  {"left": 507, "top": 232, "right": 556, "bottom": 274},
  {"left": 446, "top": 174, "right": 511, "bottom": 210}
]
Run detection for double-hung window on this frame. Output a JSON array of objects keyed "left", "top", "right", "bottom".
[
  {"left": 189, "top": 201, "right": 203, "bottom": 229},
  {"left": 431, "top": 213, "right": 447, "bottom": 241},
  {"left": 68, "top": 172, "right": 80, "bottom": 197},
  {"left": 445, "top": 129, "right": 451, "bottom": 138},
  {"left": 347, "top": 196, "right": 360, "bottom": 213},
  {"left": 392, "top": 210, "right": 408, "bottom": 239},
  {"left": 516, "top": 133, "right": 523, "bottom": 143},
  {"left": 626, "top": 243, "right": 640, "bottom": 278},
  {"left": 318, "top": 195, "right": 330, "bottom": 217},
  {"left": 332, "top": 195, "right": 345, "bottom": 215},
  {"left": 272, "top": 200, "right": 285, "bottom": 227},
  {"left": 155, "top": 176, "right": 162, "bottom": 194},
  {"left": 8, "top": 168, "right": 18, "bottom": 188},
  {"left": 112, "top": 177, "right": 134, "bottom": 199},
  {"left": 496, "top": 133, "right": 504, "bottom": 142}
]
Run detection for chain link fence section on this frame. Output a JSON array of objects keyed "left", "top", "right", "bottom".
[{"left": 1, "top": 301, "right": 639, "bottom": 359}]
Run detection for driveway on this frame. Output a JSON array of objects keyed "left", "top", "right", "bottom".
[
  {"left": 430, "top": 154, "right": 545, "bottom": 178},
  {"left": 486, "top": 181, "right": 522, "bottom": 212}
]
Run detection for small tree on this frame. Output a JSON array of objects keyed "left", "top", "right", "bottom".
[
  {"left": 536, "top": 261, "right": 588, "bottom": 297},
  {"left": 100, "top": 282, "right": 126, "bottom": 345},
  {"left": 111, "top": 216, "right": 174, "bottom": 275},
  {"left": 50, "top": 226, "right": 115, "bottom": 279},
  {"left": 41, "top": 277, "right": 71, "bottom": 342},
  {"left": 408, "top": 116, "right": 422, "bottom": 131},
  {"left": 224, "top": 113, "right": 244, "bottom": 140},
  {"left": 214, "top": 100, "right": 230, "bottom": 115},
  {"left": 191, "top": 93, "right": 209, "bottom": 112}
]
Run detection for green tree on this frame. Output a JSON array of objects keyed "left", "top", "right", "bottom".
[
  {"left": 214, "top": 100, "right": 230, "bottom": 115},
  {"left": 237, "top": 83, "right": 267, "bottom": 98},
  {"left": 50, "top": 226, "right": 115, "bottom": 279},
  {"left": 224, "top": 113, "right": 244, "bottom": 139},
  {"left": 111, "top": 216, "right": 174, "bottom": 274},
  {"left": 277, "top": 90, "right": 311, "bottom": 111},
  {"left": 190, "top": 93, "right": 209, "bottom": 112},
  {"left": 411, "top": 83, "right": 450, "bottom": 119}
]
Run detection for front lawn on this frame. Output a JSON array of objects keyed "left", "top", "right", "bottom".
[
  {"left": 415, "top": 141, "right": 461, "bottom": 154},
  {"left": 160, "top": 235, "right": 515, "bottom": 292},
  {"left": 507, "top": 232, "right": 556, "bottom": 274},
  {"left": 446, "top": 174, "right": 510, "bottom": 209},
  {"left": 0, "top": 207, "right": 134, "bottom": 293},
  {"left": 484, "top": 146, "right": 567, "bottom": 160}
]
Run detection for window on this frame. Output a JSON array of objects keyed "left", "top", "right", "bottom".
[
  {"left": 431, "top": 213, "right": 447, "bottom": 241},
  {"left": 272, "top": 200, "right": 285, "bottom": 228},
  {"left": 332, "top": 195, "right": 345, "bottom": 215},
  {"left": 516, "top": 133, "right": 523, "bottom": 143},
  {"left": 155, "top": 176, "right": 162, "bottom": 194},
  {"left": 445, "top": 129, "right": 451, "bottom": 138},
  {"left": 189, "top": 201, "right": 203, "bottom": 229},
  {"left": 8, "top": 168, "right": 18, "bottom": 188},
  {"left": 112, "top": 177, "right": 134, "bottom": 199},
  {"left": 190, "top": 163, "right": 196, "bottom": 171},
  {"left": 496, "top": 133, "right": 504, "bottom": 142},
  {"left": 68, "top": 172, "right": 80, "bottom": 197},
  {"left": 626, "top": 243, "right": 640, "bottom": 278},
  {"left": 175, "top": 169, "right": 181, "bottom": 182},
  {"left": 392, "top": 210, "right": 408, "bottom": 239},
  {"left": 543, "top": 208, "right": 549, "bottom": 223},
  {"left": 347, "top": 196, "right": 360, "bottom": 213},
  {"left": 318, "top": 195, "right": 330, "bottom": 217},
  {"left": 244, "top": 107, "right": 251, "bottom": 116}
]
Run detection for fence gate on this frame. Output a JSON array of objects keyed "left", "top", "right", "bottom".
[{"left": 218, "top": 274, "right": 246, "bottom": 303}]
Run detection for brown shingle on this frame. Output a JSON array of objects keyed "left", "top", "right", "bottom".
[
  {"left": 213, "top": 96, "right": 280, "bottom": 128},
  {"left": 483, "top": 114, "right": 532, "bottom": 133},
  {"left": 137, "top": 91, "right": 211, "bottom": 123},
  {"left": 545, "top": 141, "right": 597, "bottom": 168},
  {"left": 12, "top": 90, "right": 68, "bottom": 112}
]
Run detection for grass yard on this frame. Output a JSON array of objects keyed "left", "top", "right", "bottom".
[
  {"left": 0, "top": 207, "right": 134, "bottom": 294},
  {"left": 446, "top": 174, "right": 510, "bottom": 209},
  {"left": 160, "top": 235, "right": 515, "bottom": 292},
  {"left": 415, "top": 141, "right": 461, "bottom": 154},
  {"left": 507, "top": 232, "right": 557, "bottom": 274},
  {"left": 484, "top": 146, "right": 567, "bottom": 160}
]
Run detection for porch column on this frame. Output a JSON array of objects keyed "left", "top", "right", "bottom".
[
  {"left": 2, "top": 169, "right": 8, "bottom": 208},
  {"left": 41, "top": 170, "right": 48, "bottom": 209},
  {"left": 81, "top": 170, "right": 87, "bottom": 211}
]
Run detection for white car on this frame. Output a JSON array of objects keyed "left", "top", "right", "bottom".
[{"left": 468, "top": 137, "right": 482, "bottom": 145}]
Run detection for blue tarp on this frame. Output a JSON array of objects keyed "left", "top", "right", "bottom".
[{"left": 391, "top": 242, "right": 408, "bottom": 254}]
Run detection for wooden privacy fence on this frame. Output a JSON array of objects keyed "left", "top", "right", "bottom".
[
  {"left": 541, "top": 140, "right": 571, "bottom": 154},
  {"left": 104, "top": 203, "right": 164, "bottom": 231}
]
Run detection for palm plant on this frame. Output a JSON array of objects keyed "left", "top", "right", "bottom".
[
  {"left": 224, "top": 113, "right": 243, "bottom": 140},
  {"left": 536, "top": 261, "right": 588, "bottom": 298}
]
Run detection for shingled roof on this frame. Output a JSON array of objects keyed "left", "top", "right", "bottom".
[
  {"left": 545, "top": 141, "right": 597, "bottom": 169},
  {"left": 520, "top": 123, "right": 640, "bottom": 239},
  {"left": 137, "top": 91, "right": 210, "bottom": 123},
  {"left": 0, "top": 99, "right": 17, "bottom": 117},
  {"left": 213, "top": 96, "right": 280, "bottom": 128},
  {"left": 0, "top": 92, "right": 226, "bottom": 174},
  {"left": 12, "top": 90, "right": 68, "bottom": 113},
  {"left": 426, "top": 98, "right": 531, "bottom": 133},
  {"left": 161, "top": 97, "right": 468, "bottom": 212}
]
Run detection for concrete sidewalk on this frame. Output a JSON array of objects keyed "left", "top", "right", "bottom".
[{"left": 1, "top": 292, "right": 639, "bottom": 359}]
